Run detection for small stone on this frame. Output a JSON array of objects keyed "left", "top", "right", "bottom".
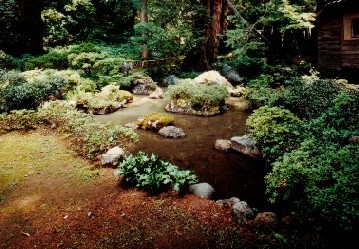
[
  {"left": 230, "top": 135, "right": 262, "bottom": 158},
  {"left": 87, "top": 212, "right": 92, "bottom": 217},
  {"left": 158, "top": 126, "right": 186, "bottom": 139},
  {"left": 189, "top": 183, "right": 216, "bottom": 199},
  {"left": 101, "top": 146, "right": 126, "bottom": 167},
  {"left": 125, "top": 122, "right": 139, "bottom": 130},
  {"left": 214, "top": 139, "right": 231, "bottom": 151}
]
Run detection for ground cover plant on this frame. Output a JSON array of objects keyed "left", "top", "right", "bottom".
[
  {"left": 38, "top": 100, "right": 138, "bottom": 159},
  {"left": 115, "top": 151, "right": 198, "bottom": 193}
]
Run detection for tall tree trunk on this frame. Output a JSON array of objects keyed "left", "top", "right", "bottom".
[
  {"left": 182, "top": 0, "right": 228, "bottom": 71},
  {"left": 140, "top": 0, "right": 149, "bottom": 60},
  {"left": 19, "top": 0, "right": 43, "bottom": 55}
]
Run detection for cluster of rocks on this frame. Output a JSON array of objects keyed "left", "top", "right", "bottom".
[
  {"left": 215, "top": 135, "right": 261, "bottom": 158},
  {"left": 189, "top": 182, "right": 285, "bottom": 230}
]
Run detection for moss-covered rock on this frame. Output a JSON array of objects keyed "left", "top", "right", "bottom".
[
  {"left": 136, "top": 113, "right": 175, "bottom": 131},
  {"left": 165, "top": 79, "right": 229, "bottom": 116},
  {"left": 75, "top": 84, "right": 133, "bottom": 115}
]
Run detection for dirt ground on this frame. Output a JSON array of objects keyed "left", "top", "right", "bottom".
[{"left": 0, "top": 131, "right": 261, "bottom": 249}]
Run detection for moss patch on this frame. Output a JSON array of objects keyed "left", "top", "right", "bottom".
[{"left": 0, "top": 131, "right": 100, "bottom": 200}]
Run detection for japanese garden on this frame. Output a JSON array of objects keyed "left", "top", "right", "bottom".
[{"left": 0, "top": 0, "right": 358, "bottom": 248}]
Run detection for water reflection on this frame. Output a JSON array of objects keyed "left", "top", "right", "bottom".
[{"left": 96, "top": 95, "right": 269, "bottom": 209}]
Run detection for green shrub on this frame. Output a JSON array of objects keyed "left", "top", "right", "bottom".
[
  {"left": 0, "top": 70, "right": 67, "bottom": 112},
  {"left": 24, "top": 43, "right": 100, "bottom": 71},
  {"left": 93, "top": 57, "right": 126, "bottom": 75},
  {"left": 136, "top": 113, "right": 175, "bottom": 131},
  {"left": 95, "top": 74, "right": 133, "bottom": 90},
  {"left": 246, "top": 106, "right": 303, "bottom": 163},
  {"left": 247, "top": 74, "right": 275, "bottom": 88},
  {"left": 115, "top": 151, "right": 198, "bottom": 193},
  {"left": 280, "top": 79, "right": 342, "bottom": 120},
  {"left": 246, "top": 87, "right": 282, "bottom": 109},
  {"left": 0, "top": 109, "right": 40, "bottom": 133},
  {"left": 165, "top": 80, "right": 229, "bottom": 112},
  {"left": 0, "top": 50, "right": 18, "bottom": 69},
  {"left": 24, "top": 52, "right": 69, "bottom": 70},
  {"left": 55, "top": 69, "right": 97, "bottom": 93},
  {"left": 68, "top": 52, "right": 107, "bottom": 74},
  {"left": 38, "top": 100, "right": 138, "bottom": 159},
  {"left": 177, "top": 71, "right": 203, "bottom": 79},
  {"left": 266, "top": 140, "right": 359, "bottom": 231}
]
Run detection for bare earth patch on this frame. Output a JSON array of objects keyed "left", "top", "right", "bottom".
[{"left": 0, "top": 131, "right": 257, "bottom": 249}]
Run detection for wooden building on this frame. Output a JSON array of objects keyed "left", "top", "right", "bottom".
[{"left": 317, "top": 0, "right": 359, "bottom": 69}]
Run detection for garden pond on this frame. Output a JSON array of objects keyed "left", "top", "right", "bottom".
[{"left": 96, "top": 93, "right": 270, "bottom": 210}]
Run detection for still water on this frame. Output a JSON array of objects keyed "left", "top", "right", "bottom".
[{"left": 96, "top": 95, "right": 269, "bottom": 210}]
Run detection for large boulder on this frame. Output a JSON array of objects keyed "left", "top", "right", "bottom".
[
  {"left": 232, "top": 200, "right": 254, "bottom": 224},
  {"left": 158, "top": 126, "right": 186, "bottom": 138},
  {"left": 148, "top": 87, "right": 164, "bottom": 99},
  {"left": 120, "top": 62, "right": 133, "bottom": 76},
  {"left": 253, "top": 212, "right": 278, "bottom": 230},
  {"left": 230, "top": 135, "right": 262, "bottom": 158},
  {"left": 162, "top": 75, "right": 179, "bottom": 86},
  {"left": 132, "top": 76, "right": 157, "bottom": 95},
  {"left": 101, "top": 146, "right": 126, "bottom": 167},
  {"left": 194, "top": 70, "right": 234, "bottom": 89},
  {"left": 217, "top": 197, "right": 253, "bottom": 224},
  {"left": 189, "top": 183, "right": 216, "bottom": 199},
  {"left": 221, "top": 64, "right": 244, "bottom": 85}
]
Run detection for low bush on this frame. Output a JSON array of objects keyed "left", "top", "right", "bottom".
[
  {"left": 280, "top": 79, "right": 343, "bottom": 120},
  {"left": 246, "top": 87, "right": 282, "bottom": 109},
  {"left": 115, "top": 151, "right": 198, "bottom": 193},
  {"left": 68, "top": 52, "right": 107, "bottom": 74},
  {"left": 0, "top": 109, "right": 41, "bottom": 134},
  {"left": 0, "top": 70, "right": 67, "bottom": 112},
  {"left": 93, "top": 58, "right": 126, "bottom": 75},
  {"left": 266, "top": 140, "right": 359, "bottom": 231},
  {"left": 95, "top": 74, "right": 133, "bottom": 90},
  {"left": 0, "top": 50, "right": 18, "bottom": 70},
  {"left": 246, "top": 76, "right": 359, "bottom": 231},
  {"left": 38, "top": 100, "right": 138, "bottom": 159},
  {"left": 246, "top": 106, "right": 303, "bottom": 163},
  {"left": 24, "top": 42, "right": 100, "bottom": 70},
  {"left": 24, "top": 52, "right": 69, "bottom": 70}
]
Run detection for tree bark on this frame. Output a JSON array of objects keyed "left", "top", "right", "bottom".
[
  {"left": 19, "top": 0, "right": 43, "bottom": 55},
  {"left": 182, "top": 0, "right": 228, "bottom": 71},
  {"left": 140, "top": 0, "right": 149, "bottom": 60}
]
